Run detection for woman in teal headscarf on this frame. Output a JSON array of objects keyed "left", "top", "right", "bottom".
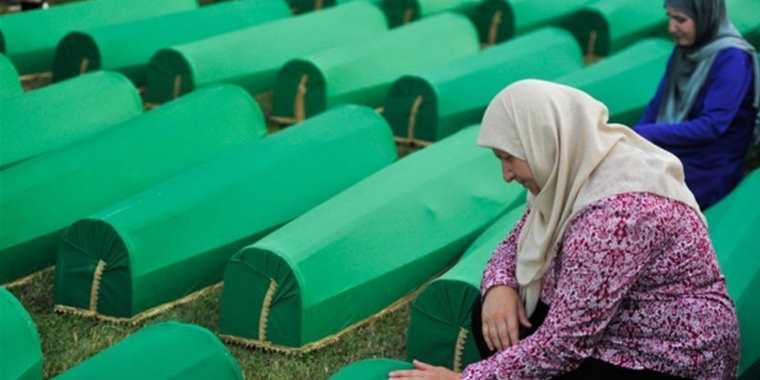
[{"left": 635, "top": 0, "right": 760, "bottom": 209}]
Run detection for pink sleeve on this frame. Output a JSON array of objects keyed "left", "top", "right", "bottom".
[
  {"left": 463, "top": 204, "right": 663, "bottom": 380},
  {"left": 480, "top": 210, "right": 530, "bottom": 297}
]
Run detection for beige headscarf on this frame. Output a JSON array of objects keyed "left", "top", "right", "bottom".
[{"left": 478, "top": 80, "right": 704, "bottom": 315}]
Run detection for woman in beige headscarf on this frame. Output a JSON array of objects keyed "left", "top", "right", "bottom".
[{"left": 389, "top": 80, "right": 739, "bottom": 380}]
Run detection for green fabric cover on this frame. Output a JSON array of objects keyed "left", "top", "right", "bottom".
[
  {"left": 52, "top": 0, "right": 291, "bottom": 84},
  {"left": 54, "top": 322, "right": 243, "bottom": 380},
  {"left": 559, "top": 0, "right": 668, "bottom": 57},
  {"left": 407, "top": 205, "right": 526, "bottom": 370},
  {"left": 54, "top": 105, "right": 397, "bottom": 319},
  {"left": 219, "top": 125, "right": 525, "bottom": 350},
  {"left": 0, "top": 289, "right": 42, "bottom": 380},
  {"left": 144, "top": 1, "right": 388, "bottom": 104},
  {"left": 556, "top": 38, "right": 671, "bottom": 126},
  {"left": 329, "top": 359, "right": 413, "bottom": 379},
  {"left": 705, "top": 170, "right": 760, "bottom": 376},
  {"left": 471, "top": 0, "right": 591, "bottom": 43},
  {"left": 272, "top": 13, "right": 479, "bottom": 120},
  {"left": 381, "top": 0, "right": 481, "bottom": 27},
  {"left": 726, "top": 0, "right": 760, "bottom": 48},
  {"left": 383, "top": 27, "right": 583, "bottom": 142},
  {"left": 0, "top": 53, "right": 21, "bottom": 99},
  {"left": 0, "top": 85, "right": 266, "bottom": 287},
  {"left": 0, "top": 71, "right": 142, "bottom": 170},
  {"left": 0, "top": 0, "right": 198, "bottom": 75}
]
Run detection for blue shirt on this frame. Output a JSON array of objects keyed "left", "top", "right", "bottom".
[{"left": 635, "top": 47, "right": 757, "bottom": 210}]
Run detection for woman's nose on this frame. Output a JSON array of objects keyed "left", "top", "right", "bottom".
[
  {"left": 668, "top": 19, "right": 678, "bottom": 34},
  {"left": 502, "top": 166, "right": 515, "bottom": 182}
]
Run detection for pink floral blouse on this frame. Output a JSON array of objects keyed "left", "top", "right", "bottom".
[{"left": 461, "top": 192, "right": 739, "bottom": 380}]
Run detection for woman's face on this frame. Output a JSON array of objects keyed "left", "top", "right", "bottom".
[
  {"left": 667, "top": 6, "right": 697, "bottom": 47},
  {"left": 493, "top": 149, "right": 541, "bottom": 195}
]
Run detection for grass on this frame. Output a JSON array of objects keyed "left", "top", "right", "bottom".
[{"left": 9, "top": 269, "right": 410, "bottom": 379}]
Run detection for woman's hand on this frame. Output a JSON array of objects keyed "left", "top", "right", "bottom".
[
  {"left": 388, "top": 360, "right": 460, "bottom": 380},
  {"left": 481, "top": 285, "right": 531, "bottom": 351}
]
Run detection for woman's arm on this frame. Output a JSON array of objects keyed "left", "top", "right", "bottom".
[
  {"left": 462, "top": 199, "right": 663, "bottom": 380},
  {"left": 634, "top": 48, "right": 753, "bottom": 147},
  {"left": 480, "top": 210, "right": 529, "bottom": 296}
]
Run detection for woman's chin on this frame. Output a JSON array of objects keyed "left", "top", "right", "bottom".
[{"left": 675, "top": 39, "right": 696, "bottom": 48}]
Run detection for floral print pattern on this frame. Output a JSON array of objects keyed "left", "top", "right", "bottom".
[{"left": 463, "top": 192, "right": 739, "bottom": 380}]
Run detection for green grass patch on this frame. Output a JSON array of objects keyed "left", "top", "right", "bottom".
[{"left": 9, "top": 269, "right": 408, "bottom": 379}]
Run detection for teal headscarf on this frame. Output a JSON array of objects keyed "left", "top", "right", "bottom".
[{"left": 660, "top": 0, "right": 760, "bottom": 141}]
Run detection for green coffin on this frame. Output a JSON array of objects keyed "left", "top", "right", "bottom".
[
  {"left": 329, "top": 359, "right": 413, "bottom": 379},
  {"left": 54, "top": 322, "right": 243, "bottom": 380},
  {"left": 560, "top": 0, "right": 668, "bottom": 58},
  {"left": 407, "top": 204, "right": 525, "bottom": 371},
  {"left": 0, "top": 71, "right": 142, "bottom": 170},
  {"left": 0, "top": 0, "right": 198, "bottom": 75},
  {"left": 0, "top": 85, "right": 266, "bottom": 287},
  {"left": 144, "top": 1, "right": 388, "bottom": 104},
  {"left": 706, "top": 170, "right": 760, "bottom": 376},
  {"left": 726, "top": 0, "right": 760, "bottom": 48},
  {"left": 557, "top": 38, "right": 671, "bottom": 126},
  {"left": 54, "top": 105, "right": 396, "bottom": 322},
  {"left": 0, "top": 53, "right": 21, "bottom": 98},
  {"left": 0, "top": 289, "right": 42, "bottom": 380},
  {"left": 272, "top": 13, "right": 479, "bottom": 121},
  {"left": 381, "top": 0, "right": 481, "bottom": 28},
  {"left": 471, "top": 0, "right": 592, "bottom": 44},
  {"left": 383, "top": 27, "right": 583, "bottom": 144},
  {"left": 218, "top": 125, "right": 525, "bottom": 352},
  {"left": 52, "top": 0, "right": 290, "bottom": 84}
]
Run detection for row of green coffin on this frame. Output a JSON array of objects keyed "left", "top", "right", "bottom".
[
  {"left": 0, "top": 52, "right": 21, "bottom": 98},
  {"left": 144, "top": 0, "right": 667, "bottom": 107},
  {"left": 51, "top": 120, "right": 523, "bottom": 348},
  {"left": 0, "top": 0, "right": 199, "bottom": 75},
  {"left": 384, "top": 26, "right": 585, "bottom": 143},
  {"left": 378, "top": 0, "right": 594, "bottom": 40},
  {"left": 318, "top": 0, "right": 735, "bottom": 47},
  {"left": 8, "top": 0, "right": 759, "bottom": 96},
  {"left": 144, "top": 1, "right": 386, "bottom": 104},
  {"left": 0, "top": 85, "right": 268, "bottom": 286},
  {"left": 273, "top": 0, "right": 666, "bottom": 120},
  {"left": 271, "top": 12, "right": 480, "bottom": 122},
  {"left": 50, "top": 0, "right": 523, "bottom": 89},
  {"left": 383, "top": 36, "right": 671, "bottom": 143},
  {"left": 288, "top": 0, "right": 587, "bottom": 39},
  {"left": 47, "top": 0, "right": 589, "bottom": 94},
  {"left": 0, "top": 289, "right": 243, "bottom": 380},
  {"left": 54, "top": 105, "right": 397, "bottom": 320},
  {"left": 51, "top": 0, "right": 292, "bottom": 85},
  {"left": 0, "top": 33, "right": 673, "bottom": 172},
  {"left": 332, "top": 168, "right": 760, "bottom": 379},
  {"left": 0, "top": 71, "right": 143, "bottom": 169}
]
